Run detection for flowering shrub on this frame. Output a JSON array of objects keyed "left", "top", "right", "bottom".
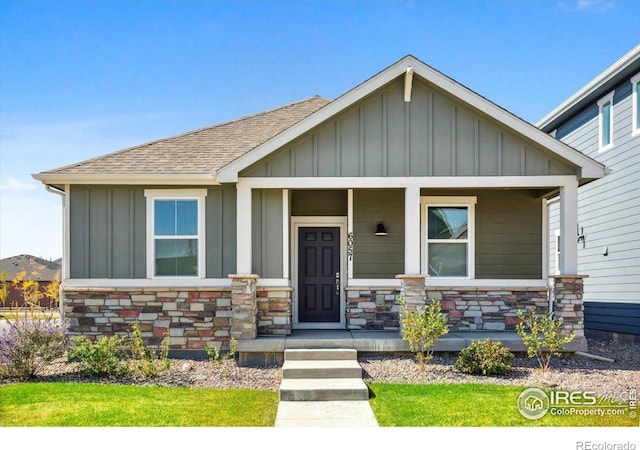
[{"left": 0, "top": 317, "right": 68, "bottom": 380}]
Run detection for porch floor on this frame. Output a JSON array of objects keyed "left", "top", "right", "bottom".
[{"left": 238, "top": 329, "right": 530, "bottom": 353}]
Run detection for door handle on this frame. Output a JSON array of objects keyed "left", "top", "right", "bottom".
[{"left": 335, "top": 272, "right": 340, "bottom": 295}]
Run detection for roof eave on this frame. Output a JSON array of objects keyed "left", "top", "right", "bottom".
[
  {"left": 217, "top": 55, "right": 606, "bottom": 183},
  {"left": 537, "top": 45, "right": 640, "bottom": 131},
  {"left": 32, "top": 173, "right": 220, "bottom": 186}
]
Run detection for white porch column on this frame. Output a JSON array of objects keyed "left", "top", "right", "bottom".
[
  {"left": 559, "top": 179, "right": 578, "bottom": 275},
  {"left": 404, "top": 186, "right": 421, "bottom": 274},
  {"left": 236, "top": 180, "right": 252, "bottom": 274}
]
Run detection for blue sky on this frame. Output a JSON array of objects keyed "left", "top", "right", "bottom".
[{"left": 1, "top": 0, "right": 639, "bottom": 260}]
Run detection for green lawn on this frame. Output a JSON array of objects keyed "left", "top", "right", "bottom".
[
  {"left": 369, "top": 383, "right": 638, "bottom": 427},
  {"left": 0, "top": 383, "right": 279, "bottom": 426}
]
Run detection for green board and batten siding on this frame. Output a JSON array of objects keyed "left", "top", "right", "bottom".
[
  {"left": 240, "top": 78, "right": 577, "bottom": 178},
  {"left": 251, "top": 189, "right": 283, "bottom": 278},
  {"left": 69, "top": 185, "right": 237, "bottom": 279}
]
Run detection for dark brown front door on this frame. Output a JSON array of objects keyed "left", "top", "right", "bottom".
[{"left": 298, "top": 227, "right": 340, "bottom": 323}]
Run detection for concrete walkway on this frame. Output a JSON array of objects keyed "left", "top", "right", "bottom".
[{"left": 275, "top": 400, "right": 379, "bottom": 427}]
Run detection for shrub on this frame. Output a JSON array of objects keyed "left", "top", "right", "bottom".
[
  {"left": 68, "top": 335, "right": 129, "bottom": 378},
  {"left": 0, "top": 317, "right": 68, "bottom": 380},
  {"left": 454, "top": 339, "right": 513, "bottom": 376},
  {"left": 127, "top": 323, "right": 170, "bottom": 378},
  {"left": 399, "top": 297, "right": 448, "bottom": 366},
  {"left": 206, "top": 337, "right": 238, "bottom": 364},
  {"left": 516, "top": 308, "right": 575, "bottom": 372},
  {"left": 68, "top": 323, "right": 170, "bottom": 378}
]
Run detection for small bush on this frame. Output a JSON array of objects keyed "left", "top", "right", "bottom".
[
  {"left": 0, "top": 317, "right": 68, "bottom": 380},
  {"left": 516, "top": 308, "right": 575, "bottom": 372},
  {"left": 454, "top": 339, "right": 513, "bottom": 376},
  {"left": 127, "top": 323, "right": 170, "bottom": 379},
  {"left": 399, "top": 297, "right": 448, "bottom": 366},
  {"left": 68, "top": 335, "right": 129, "bottom": 378},
  {"left": 68, "top": 323, "right": 170, "bottom": 379}
]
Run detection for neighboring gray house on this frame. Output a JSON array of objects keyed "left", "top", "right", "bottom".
[
  {"left": 33, "top": 55, "right": 605, "bottom": 356},
  {"left": 539, "top": 45, "right": 640, "bottom": 342}
]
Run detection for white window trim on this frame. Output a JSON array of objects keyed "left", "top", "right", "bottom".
[
  {"left": 420, "top": 196, "right": 476, "bottom": 279},
  {"left": 631, "top": 73, "right": 640, "bottom": 137},
  {"left": 144, "top": 189, "right": 207, "bottom": 279},
  {"left": 553, "top": 229, "right": 561, "bottom": 276},
  {"left": 597, "top": 91, "right": 615, "bottom": 153}
]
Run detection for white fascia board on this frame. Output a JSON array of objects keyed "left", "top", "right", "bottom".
[
  {"left": 216, "top": 60, "right": 410, "bottom": 182},
  {"left": 217, "top": 55, "right": 604, "bottom": 182},
  {"left": 64, "top": 278, "right": 233, "bottom": 289},
  {"left": 537, "top": 45, "right": 640, "bottom": 129},
  {"left": 239, "top": 175, "right": 577, "bottom": 189},
  {"left": 32, "top": 173, "right": 219, "bottom": 185}
]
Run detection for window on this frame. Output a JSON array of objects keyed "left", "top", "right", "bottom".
[
  {"left": 598, "top": 91, "right": 615, "bottom": 152},
  {"left": 144, "top": 189, "right": 207, "bottom": 278},
  {"left": 632, "top": 73, "right": 640, "bottom": 137},
  {"left": 421, "top": 197, "right": 476, "bottom": 278}
]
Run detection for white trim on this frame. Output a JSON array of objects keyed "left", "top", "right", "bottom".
[
  {"left": 559, "top": 180, "right": 578, "bottom": 275},
  {"left": 236, "top": 182, "right": 252, "bottom": 274},
  {"left": 63, "top": 184, "right": 71, "bottom": 281},
  {"left": 425, "top": 279, "right": 549, "bottom": 288},
  {"left": 347, "top": 189, "right": 354, "bottom": 279},
  {"left": 32, "top": 173, "right": 218, "bottom": 185},
  {"left": 542, "top": 198, "right": 549, "bottom": 280},
  {"left": 65, "top": 278, "right": 232, "bottom": 289},
  {"left": 257, "top": 278, "right": 291, "bottom": 287},
  {"left": 597, "top": 91, "right": 615, "bottom": 153},
  {"left": 537, "top": 45, "right": 640, "bottom": 129},
  {"left": 404, "top": 66, "right": 414, "bottom": 102},
  {"left": 143, "top": 189, "right": 207, "bottom": 279},
  {"left": 420, "top": 196, "right": 477, "bottom": 279},
  {"left": 405, "top": 187, "right": 421, "bottom": 274},
  {"left": 632, "top": 73, "right": 640, "bottom": 137},
  {"left": 216, "top": 55, "right": 605, "bottom": 182},
  {"left": 553, "top": 229, "right": 561, "bottom": 276},
  {"left": 348, "top": 279, "right": 401, "bottom": 287},
  {"left": 291, "top": 216, "right": 347, "bottom": 329},
  {"left": 282, "top": 189, "right": 290, "bottom": 280},
  {"left": 237, "top": 175, "right": 578, "bottom": 189},
  {"left": 63, "top": 277, "right": 549, "bottom": 290}
]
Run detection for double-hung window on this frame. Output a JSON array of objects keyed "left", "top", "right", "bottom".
[
  {"left": 421, "top": 197, "right": 476, "bottom": 278},
  {"left": 632, "top": 73, "right": 640, "bottom": 137},
  {"left": 145, "top": 189, "right": 207, "bottom": 278},
  {"left": 598, "top": 91, "right": 615, "bottom": 152}
]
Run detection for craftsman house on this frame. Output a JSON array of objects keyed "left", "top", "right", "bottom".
[{"left": 33, "top": 55, "right": 605, "bottom": 355}]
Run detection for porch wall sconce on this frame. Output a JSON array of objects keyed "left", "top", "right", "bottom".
[{"left": 375, "top": 223, "right": 388, "bottom": 236}]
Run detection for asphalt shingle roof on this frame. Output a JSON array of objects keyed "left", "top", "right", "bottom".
[{"left": 43, "top": 96, "right": 330, "bottom": 175}]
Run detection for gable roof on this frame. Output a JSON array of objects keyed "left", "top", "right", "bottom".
[
  {"left": 33, "top": 96, "right": 329, "bottom": 185},
  {"left": 34, "top": 55, "right": 606, "bottom": 186},
  {"left": 216, "top": 55, "right": 605, "bottom": 182},
  {"left": 537, "top": 45, "right": 640, "bottom": 132},
  {"left": 0, "top": 254, "right": 61, "bottom": 281}
]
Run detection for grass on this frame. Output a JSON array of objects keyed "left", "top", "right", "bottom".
[
  {"left": 369, "top": 383, "right": 638, "bottom": 427},
  {"left": 0, "top": 383, "right": 279, "bottom": 426}
]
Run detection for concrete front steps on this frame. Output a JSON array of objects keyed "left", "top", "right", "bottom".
[{"left": 279, "top": 349, "right": 369, "bottom": 401}]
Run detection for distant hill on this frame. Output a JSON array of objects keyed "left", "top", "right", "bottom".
[{"left": 0, "top": 254, "right": 61, "bottom": 281}]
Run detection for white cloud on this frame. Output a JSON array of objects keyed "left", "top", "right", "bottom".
[
  {"left": 559, "top": 0, "right": 616, "bottom": 13},
  {"left": 0, "top": 177, "right": 39, "bottom": 192}
]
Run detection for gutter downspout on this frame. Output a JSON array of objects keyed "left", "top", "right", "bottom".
[{"left": 45, "top": 185, "right": 66, "bottom": 323}]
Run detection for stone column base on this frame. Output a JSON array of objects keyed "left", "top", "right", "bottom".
[{"left": 229, "top": 274, "right": 259, "bottom": 340}]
